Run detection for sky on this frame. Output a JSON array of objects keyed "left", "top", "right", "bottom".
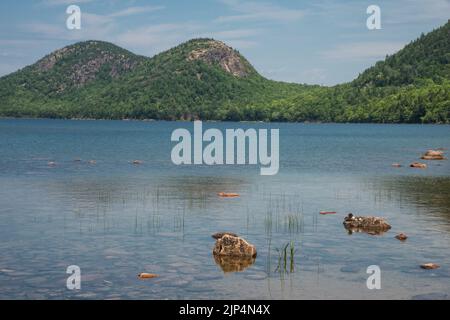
[{"left": 0, "top": 0, "right": 448, "bottom": 85}]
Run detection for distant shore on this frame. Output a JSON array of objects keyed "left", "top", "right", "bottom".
[{"left": 1, "top": 116, "right": 449, "bottom": 125}]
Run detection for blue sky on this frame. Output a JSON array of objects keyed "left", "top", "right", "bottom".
[{"left": 0, "top": 0, "right": 448, "bottom": 85}]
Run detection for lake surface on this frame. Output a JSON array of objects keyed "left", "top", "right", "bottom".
[{"left": 0, "top": 119, "right": 449, "bottom": 300}]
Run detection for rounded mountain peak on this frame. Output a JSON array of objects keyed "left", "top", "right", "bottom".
[{"left": 184, "top": 38, "right": 256, "bottom": 78}]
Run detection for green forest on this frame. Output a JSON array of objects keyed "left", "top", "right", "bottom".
[{"left": 0, "top": 21, "right": 449, "bottom": 123}]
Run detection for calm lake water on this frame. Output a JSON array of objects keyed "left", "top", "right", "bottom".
[{"left": 0, "top": 119, "right": 449, "bottom": 300}]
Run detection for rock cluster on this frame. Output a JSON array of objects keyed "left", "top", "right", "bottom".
[{"left": 343, "top": 213, "right": 391, "bottom": 235}]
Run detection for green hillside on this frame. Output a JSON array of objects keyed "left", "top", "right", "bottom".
[{"left": 0, "top": 21, "right": 449, "bottom": 123}]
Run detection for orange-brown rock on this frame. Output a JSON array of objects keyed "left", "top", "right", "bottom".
[
  {"left": 395, "top": 233, "right": 408, "bottom": 241},
  {"left": 213, "top": 234, "right": 257, "bottom": 258},
  {"left": 217, "top": 192, "right": 240, "bottom": 198},
  {"left": 137, "top": 273, "right": 158, "bottom": 279},
  {"left": 410, "top": 162, "right": 427, "bottom": 168},
  {"left": 421, "top": 150, "right": 446, "bottom": 160},
  {"left": 420, "top": 263, "right": 440, "bottom": 270}
]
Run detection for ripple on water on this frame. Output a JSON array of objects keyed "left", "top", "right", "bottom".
[
  {"left": 243, "top": 272, "right": 268, "bottom": 281},
  {"left": 340, "top": 265, "right": 362, "bottom": 273},
  {"left": 412, "top": 292, "right": 449, "bottom": 300}
]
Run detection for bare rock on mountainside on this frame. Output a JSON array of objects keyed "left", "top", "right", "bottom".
[
  {"left": 188, "top": 40, "right": 252, "bottom": 77},
  {"left": 36, "top": 41, "right": 142, "bottom": 89}
]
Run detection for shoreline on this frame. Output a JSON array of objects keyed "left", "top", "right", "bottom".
[{"left": 0, "top": 116, "right": 449, "bottom": 125}]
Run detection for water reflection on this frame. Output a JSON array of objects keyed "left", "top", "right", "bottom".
[
  {"left": 369, "top": 176, "right": 450, "bottom": 230},
  {"left": 213, "top": 255, "right": 256, "bottom": 273},
  {"left": 344, "top": 226, "right": 390, "bottom": 236}
]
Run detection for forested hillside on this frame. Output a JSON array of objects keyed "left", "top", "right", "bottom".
[{"left": 0, "top": 21, "right": 448, "bottom": 123}]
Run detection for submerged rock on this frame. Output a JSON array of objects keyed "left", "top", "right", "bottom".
[
  {"left": 343, "top": 213, "right": 391, "bottom": 235},
  {"left": 395, "top": 233, "right": 408, "bottom": 241},
  {"left": 320, "top": 211, "right": 337, "bottom": 215},
  {"left": 212, "top": 234, "right": 257, "bottom": 258},
  {"left": 421, "top": 150, "right": 446, "bottom": 160}
]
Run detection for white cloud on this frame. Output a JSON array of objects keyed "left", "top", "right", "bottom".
[
  {"left": 115, "top": 23, "right": 203, "bottom": 56},
  {"left": 384, "top": 0, "right": 450, "bottom": 25},
  {"left": 321, "top": 41, "right": 405, "bottom": 60},
  {"left": 109, "top": 6, "right": 165, "bottom": 18},
  {"left": 216, "top": 0, "right": 305, "bottom": 23},
  {"left": 42, "top": 0, "right": 95, "bottom": 6},
  {"left": 207, "top": 28, "right": 261, "bottom": 39},
  {"left": 199, "top": 28, "right": 261, "bottom": 48}
]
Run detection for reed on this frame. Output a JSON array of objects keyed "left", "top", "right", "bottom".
[{"left": 275, "top": 241, "right": 297, "bottom": 274}]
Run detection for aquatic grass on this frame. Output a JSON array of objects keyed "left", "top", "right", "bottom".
[{"left": 275, "top": 241, "right": 297, "bottom": 275}]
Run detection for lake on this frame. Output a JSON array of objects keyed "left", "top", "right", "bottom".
[{"left": 0, "top": 119, "right": 449, "bottom": 300}]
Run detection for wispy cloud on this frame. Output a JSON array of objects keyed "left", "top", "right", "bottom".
[
  {"left": 115, "top": 23, "right": 203, "bottom": 56},
  {"left": 109, "top": 5, "right": 165, "bottom": 18},
  {"left": 216, "top": 0, "right": 305, "bottom": 23},
  {"left": 22, "top": 5, "right": 166, "bottom": 43},
  {"left": 321, "top": 41, "right": 405, "bottom": 60},
  {"left": 384, "top": 0, "right": 450, "bottom": 25},
  {"left": 42, "top": 0, "right": 95, "bottom": 6}
]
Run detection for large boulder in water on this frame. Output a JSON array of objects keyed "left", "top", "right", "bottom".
[{"left": 212, "top": 234, "right": 257, "bottom": 258}]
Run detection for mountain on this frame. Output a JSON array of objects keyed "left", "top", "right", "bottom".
[
  {"left": 0, "top": 22, "right": 449, "bottom": 123},
  {"left": 0, "top": 38, "right": 305, "bottom": 120},
  {"left": 353, "top": 22, "right": 450, "bottom": 87}
]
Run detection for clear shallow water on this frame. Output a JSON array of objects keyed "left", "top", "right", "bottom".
[{"left": 0, "top": 119, "right": 449, "bottom": 300}]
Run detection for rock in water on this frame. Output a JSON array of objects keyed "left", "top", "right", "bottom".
[
  {"left": 343, "top": 213, "right": 391, "bottom": 235},
  {"left": 421, "top": 150, "right": 446, "bottom": 160},
  {"left": 211, "top": 232, "right": 238, "bottom": 240},
  {"left": 217, "top": 192, "right": 240, "bottom": 198},
  {"left": 137, "top": 273, "right": 158, "bottom": 279},
  {"left": 395, "top": 233, "right": 408, "bottom": 241},
  {"left": 420, "top": 263, "right": 440, "bottom": 270},
  {"left": 410, "top": 162, "right": 427, "bottom": 168},
  {"left": 213, "top": 234, "right": 257, "bottom": 258}
]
